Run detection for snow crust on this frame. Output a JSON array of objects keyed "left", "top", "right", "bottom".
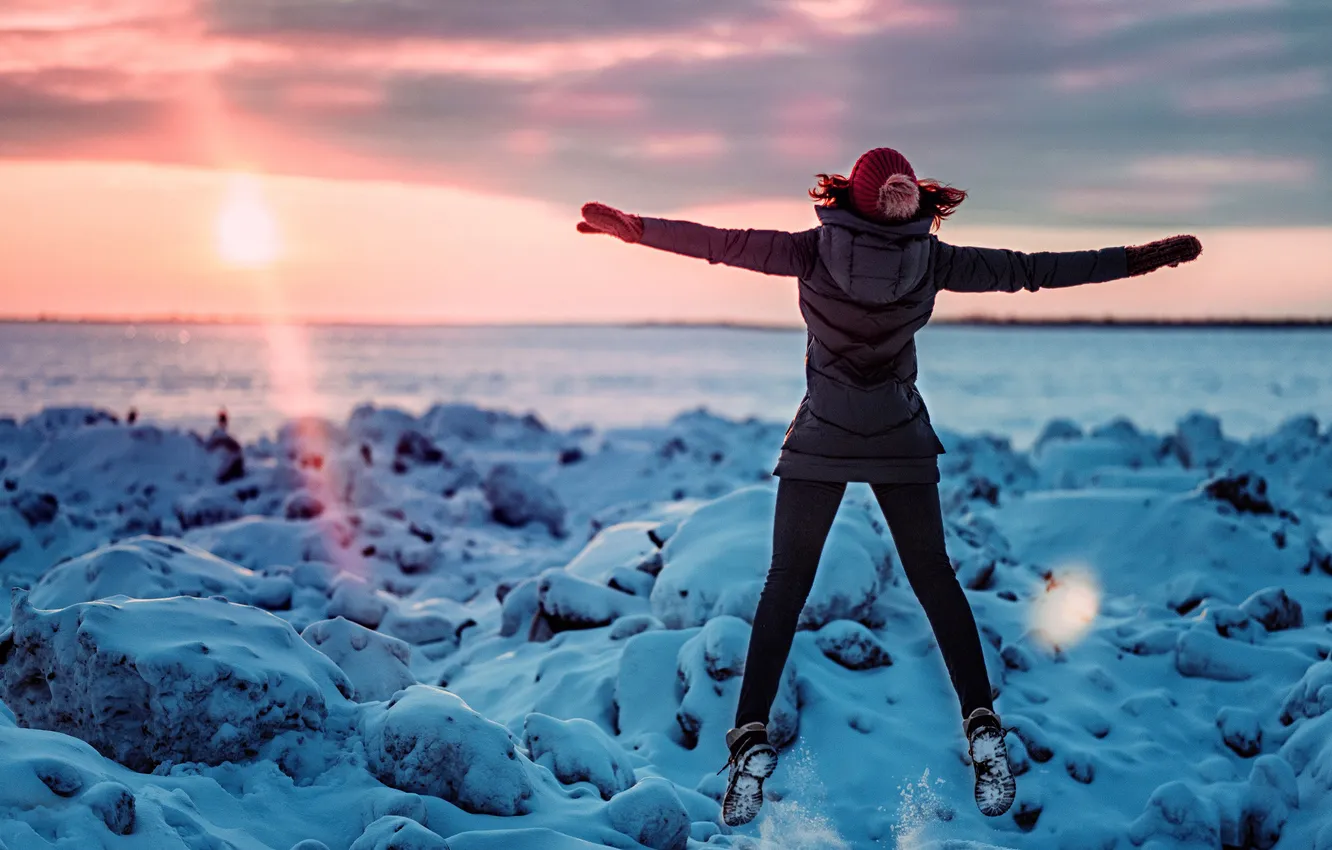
[{"left": 2, "top": 401, "right": 1332, "bottom": 849}]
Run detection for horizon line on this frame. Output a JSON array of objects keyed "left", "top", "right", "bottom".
[{"left": 4, "top": 316, "right": 1332, "bottom": 331}]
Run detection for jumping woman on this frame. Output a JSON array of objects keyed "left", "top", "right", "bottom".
[{"left": 577, "top": 147, "right": 1202, "bottom": 825}]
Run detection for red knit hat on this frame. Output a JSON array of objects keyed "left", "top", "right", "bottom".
[{"left": 848, "top": 147, "right": 920, "bottom": 222}]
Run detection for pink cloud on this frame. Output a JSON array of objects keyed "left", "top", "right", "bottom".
[
  {"left": 629, "top": 133, "right": 729, "bottom": 162},
  {"left": 280, "top": 81, "right": 384, "bottom": 110}
]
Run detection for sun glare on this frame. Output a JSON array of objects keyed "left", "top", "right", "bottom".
[
  {"left": 217, "top": 173, "right": 280, "bottom": 268},
  {"left": 1030, "top": 566, "right": 1101, "bottom": 648}
]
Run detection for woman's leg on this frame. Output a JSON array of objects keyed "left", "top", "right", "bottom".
[
  {"left": 734, "top": 477, "right": 847, "bottom": 727},
  {"left": 870, "top": 481, "right": 995, "bottom": 719}
]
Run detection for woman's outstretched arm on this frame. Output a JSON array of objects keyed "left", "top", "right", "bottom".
[
  {"left": 933, "top": 235, "right": 1201, "bottom": 293},
  {"left": 579, "top": 202, "right": 819, "bottom": 279}
]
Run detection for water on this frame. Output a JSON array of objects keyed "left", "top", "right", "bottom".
[{"left": 3, "top": 322, "right": 1331, "bottom": 446}]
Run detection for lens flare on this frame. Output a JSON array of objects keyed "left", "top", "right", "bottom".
[
  {"left": 1030, "top": 566, "right": 1101, "bottom": 648},
  {"left": 217, "top": 173, "right": 280, "bottom": 268}
]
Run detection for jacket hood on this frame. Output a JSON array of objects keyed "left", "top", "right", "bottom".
[{"left": 815, "top": 205, "right": 934, "bottom": 304}]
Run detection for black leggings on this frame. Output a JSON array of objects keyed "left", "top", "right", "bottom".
[{"left": 735, "top": 477, "right": 994, "bottom": 727}]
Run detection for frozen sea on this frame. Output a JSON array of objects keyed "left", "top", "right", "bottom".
[{"left": 3, "top": 321, "right": 1332, "bottom": 446}]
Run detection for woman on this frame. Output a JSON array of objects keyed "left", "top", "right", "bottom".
[{"left": 577, "top": 147, "right": 1202, "bottom": 826}]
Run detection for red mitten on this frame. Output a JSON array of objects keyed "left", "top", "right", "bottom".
[
  {"left": 1125, "top": 234, "right": 1202, "bottom": 277},
  {"left": 578, "top": 202, "right": 644, "bottom": 243}
]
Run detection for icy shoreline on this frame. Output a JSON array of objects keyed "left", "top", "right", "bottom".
[{"left": 2, "top": 402, "right": 1331, "bottom": 849}]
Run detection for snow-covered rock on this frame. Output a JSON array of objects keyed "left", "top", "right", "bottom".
[
  {"left": 328, "top": 574, "right": 392, "bottom": 629},
  {"left": 482, "top": 464, "right": 566, "bottom": 537},
  {"left": 535, "top": 571, "right": 644, "bottom": 635},
  {"left": 0, "top": 591, "right": 352, "bottom": 771},
  {"left": 606, "top": 777, "right": 690, "bottom": 850},
  {"left": 187, "top": 515, "right": 355, "bottom": 570},
  {"left": 522, "top": 713, "right": 636, "bottom": 800},
  {"left": 359, "top": 685, "right": 536, "bottom": 816},
  {"left": 301, "top": 617, "right": 415, "bottom": 702},
  {"left": 1128, "top": 781, "right": 1220, "bottom": 847},
  {"left": 350, "top": 816, "right": 448, "bottom": 850},
  {"left": 650, "top": 485, "right": 889, "bottom": 629},
  {"left": 381, "top": 597, "right": 475, "bottom": 648},
  {"left": 1239, "top": 586, "right": 1303, "bottom": 632},
  {"left": 28, "top": 535, "right": 292, "bottom": 611},
  {"left": 815, "top": 619, "right": 893, "bottom": 670}
]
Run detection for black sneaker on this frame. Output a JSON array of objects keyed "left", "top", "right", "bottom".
[
  {"left": 965, "top": 708, "right": 1016, "bottom": 817},
  {"left": 717, "top": 722, "right": 778, "bottom": 827}
]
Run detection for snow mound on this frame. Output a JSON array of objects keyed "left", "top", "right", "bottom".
[
  {"left": 186, "top": 516, "right": 355, "bottom": 571},
  {"left": 382, "top": 597, "right": 475, "bottom": 649},
  {"left": 814, "top": 619, "right": 893, "bottom": 670},
  {"left": 674, "top": 616, "right": 799, "bottom": 750},
  {"left": 441, "top": 829, "right": 609, "bottom": 850},
  {"left": 350, "top": 816, "right": 448, "bottom": 850},
  {"left": 606, "top": 777, "right": 690, "bottom": 850},
  {"left": 29, "top": 535, "right": 292, "bottom": 611},
  {"left": 359, "top": 685, "right": 537, "bottom": 816},
  {"left": 522, "top": 712, "right": 636, "bottom": 799},
  {"left": 650, "top": 485, "right": 889, "bottom": 629},
  {"left": 533, "top": 570, "right": 645, "bottom": 637},
  {"left": 482, "top": 464, "right": 566, "bottom": 537},
  {"left": 0, "top": 590, "right": 352, "bottom": 771},
  {"left": 301, "top": 617, "right": 416, "bottom": 702}
]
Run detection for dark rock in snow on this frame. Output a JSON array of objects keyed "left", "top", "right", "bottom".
[
  {"left": 1064, "top": 749, "right": 1095, "bottom": 783},
  {"left": 33, "top": 758, "right": 84, "bottom": 797},
  {"left": 85, "top": 781, "right": 136, "bottom": 835},
  {"left": 815, "top": 620, "right": 893, "bottom": 670},
  {"left": 1203, "top": 473, "right": 1274, "bottom": 515},
  {"left": 1240, "top": 587, "right": 1303, "bottom": 632},
  {"left": 283, "top": 490, "right": 325, "bottom": 520},
  {"left": 537, "top": 571, "right": 637, "bottom": 634},
  {"left": 1034, "top": 418, "right": 1084, "bottom": 451},
  {"left": 11, "top": 491, "right": 58, "bottom": 527},
  {"left": 483, "top": 464, "right": 566, "bottom": 537},
  {"left": 1129, "top": 781, "right": 1219, "bottom": 847},
  {"left": 393, "top": 430, "right": 447, "bottom": 472},
  {"left": 1217, "top": 706, "right": 1262, "bottom": 757}
]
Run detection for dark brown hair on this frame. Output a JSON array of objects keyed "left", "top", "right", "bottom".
[{"left": 809, "top": 173, "right": 967, "bottom": 233}]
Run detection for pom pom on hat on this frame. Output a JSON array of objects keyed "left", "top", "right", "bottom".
[{"left": 849, "top": 147, "right": 920, "bottom": 222}]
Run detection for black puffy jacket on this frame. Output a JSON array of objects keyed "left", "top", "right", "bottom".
[{"left": 638, "top": 205, "right": 1129, "bottom": 482}]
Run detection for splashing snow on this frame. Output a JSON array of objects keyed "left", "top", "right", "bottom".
[
  {"left": 890, "top": 769, "right": 953, "bottom": 850},
  {"left": 740, "top": 747, "right": 850, "bottom": 850}
]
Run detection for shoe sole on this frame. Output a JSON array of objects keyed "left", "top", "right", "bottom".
[
  {"left": 721, "top": 744, "right": 777, "bottom": 827},
  {"left": 970, "top": 731, "right": 1016, "bottom": 817}
]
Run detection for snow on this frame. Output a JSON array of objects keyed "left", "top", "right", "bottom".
[
  {"left": 0, "top": 591, "right": 353, "bottom": 772},
  {"left": 359, "top": 685, "right": 538, "bottom": 817},
  {"left": 650, "top": 485, "right": 890, "bottom": 629},
  {"left": 523, "top": 712, "right": 638, "bottom": 800},
  {"left": 2, "top": 395, "right": 1332, "bottom": 849},
  {"left": 301, "top": 617, "right": 416, "bottom": 703},
  {"left": 605, "top": 776, "right": 692, "bottom": 850}
]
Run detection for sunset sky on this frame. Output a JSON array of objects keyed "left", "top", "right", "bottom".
[{"left": 1, "top": 0, "right": 1329, "bottom": 323}]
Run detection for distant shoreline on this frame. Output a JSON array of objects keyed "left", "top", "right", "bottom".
[{"left": 3, "top": 316, "right": 1332, "bottom": 330}]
